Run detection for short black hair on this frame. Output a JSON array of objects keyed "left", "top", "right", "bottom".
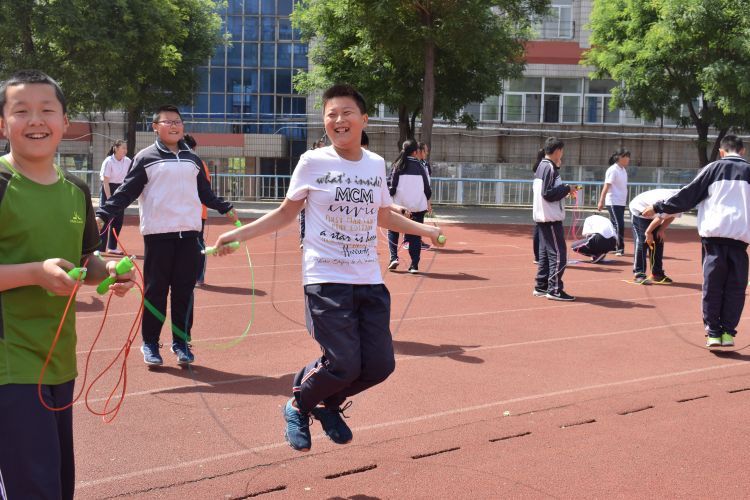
[
  {"left": 720, "top": 134, "right": 744, "bottom": 153},
  {"left": 0, "top": 69, "right": 67, "bottom": 118},
  {"left": 152, "top": 104, "right": 182, "bottom": 123},
  {"left": 183, "top": 133, "right": 197, "bottom": 149},
  {"left": 322, "top": 84, "right": 367, "bottom": 114},
  {"left": 360, "top": 130, "right": 369, "bottom": 147}
]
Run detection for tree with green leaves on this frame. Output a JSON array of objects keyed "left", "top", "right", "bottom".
[
  {"left": 0, "top": 0, "right": 224, "bottom": 158},
  {"left": 584, "top": 0, "right": 750, "bottom": 166},
  {"left": 292, "top": 0, "right": 548, "bottom": 149}
]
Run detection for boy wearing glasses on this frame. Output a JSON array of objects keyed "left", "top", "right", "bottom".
[{"left": 96, "top": 105, "right": 237, "bottom": 366}]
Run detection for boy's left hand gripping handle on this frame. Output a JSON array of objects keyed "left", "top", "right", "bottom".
[{"left": 96, "top": 257, "right": 135, "bottom": 295}]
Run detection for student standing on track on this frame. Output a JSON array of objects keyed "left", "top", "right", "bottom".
[
  {"left": 211, "top": 84, "right": 445, "bottom": 452},
  {"left": 96, "top": 105, "right": 237, "bottom": 367},
  {"left": 597, "top": 148, "right": 630, "bottom": 256},
  {"left": 642, "top": 134, "right": 750, "bottom": 348},
  {"left": 532, "top": 137, "right": 579, "bottom": 301},
  {"left": 98, "top": 139, "right": 130, "bottom": 254},
  {"left": 387, "top": 139, "right": 432, "bottom": 274},
  {"left": 0, "top": 69, "right": 134, "bottom": 500}
]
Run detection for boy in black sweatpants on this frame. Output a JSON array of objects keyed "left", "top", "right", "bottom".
[
  {"left": 97, "top": 105, "right": 236, "bottom": 366},
  {"left": 643, "top": 134, "right": 750, "bottom": 347}
]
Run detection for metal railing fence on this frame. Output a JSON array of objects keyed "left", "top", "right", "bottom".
[{"left": 69, "top": 170, "right": 680, "bottom": 209}]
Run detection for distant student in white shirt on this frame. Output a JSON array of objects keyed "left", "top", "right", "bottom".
[
  {"left": 597, "top": 148, "right": 630, "bottom": 256},
  {"left": 98, "top": 139, "right": 130, "bottom": 254},
  {"left": 628, "top": 188, "right": 680, "bottom": 284},
  {"left": 571, "top": 214, "right": 617, "bottom": 263}
]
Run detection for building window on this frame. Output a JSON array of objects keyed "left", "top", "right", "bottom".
[{"left": 536, "top": 0, "right": 574, "bottom": 39}]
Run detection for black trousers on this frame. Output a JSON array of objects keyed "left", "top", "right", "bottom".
[
  {"left": 294, "top": 283, "right": 396, "bottom": 412},
  {"left": 388, "top": 210, "right": 427, "bottom": 267},
  {"left": 702, "top": 239, "right": 749, "bottom": 336},
  {"left": 0, "top": 381, "right": 75, "bottom": 500},
  {"left": 572, "top": 234, "right": 617, "bottom": 257},
  {"left": 631, "top": 215, "right": 665, "bottom": 277},
  {"left": 535, "top": 221, "right": 567, "bottom": 294},
  {"left": 142, "top": 234, "right": 202, "bottom": 345},
  {"left": 99, "top": 182, "right": 123, "bottom": 251},
  {"left": 607, "top": 204, "right": 625, "bottom": 253}
]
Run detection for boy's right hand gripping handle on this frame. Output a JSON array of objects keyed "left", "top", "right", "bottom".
[
  {"left": 96, "top": 257, "right": 134, "bottom": 295},
  {"left": 202, "top": 241, "right": 240, "bottom": 255}
]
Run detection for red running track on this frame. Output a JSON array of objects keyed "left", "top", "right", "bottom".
[{"left": 69, "top": 216, "right": 750, "bottom": 499}]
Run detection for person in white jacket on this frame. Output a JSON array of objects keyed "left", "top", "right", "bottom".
[{"left": 532, "top": 137, "right": 579, "bottom": 301}]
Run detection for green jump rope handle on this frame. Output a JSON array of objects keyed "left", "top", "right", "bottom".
[
  {"left": 234, "top": 220, "right": 242, "bottom": 227},
  {"left": 437, "top": 234, "right": 447, "bottom": 245},
  {"left": 96, "top": 257, "right": 135, "bottom": 295},
  {"left": 202, "top": 241, "right": 241, "bottom": 255},
  {"left": 47, "top": 267, "right": 87, "bottom": 296}
]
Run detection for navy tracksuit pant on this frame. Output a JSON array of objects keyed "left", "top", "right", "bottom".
[
  {"left": 142, "top": 233, "right": 203, "bottom": 345},
  {"left": 702, "top": 238, "right": 749, "bottom": 337},
  {"left": 294, "top": 283, "right": 396, "bottom": 412},
  {"left": 572, "top": 234, "right": 617, "bottom": 258},
  {"left": 99, "top": 183, "right": 123, "bottom": 251},
  {"left": 607, "top": 204, "right": 626, "bottom": 253},
  {"left": 0, "top": 381, "right": 75, "bottom": 500},
  {"left": 388, "top": 210, "right": 427, "bottom": 268},
  {"left": 631, "top": 215, "right": 665, "bottom": 278},
  {"left": 535, "top": 221, "right": 567, "bottom": 294}
]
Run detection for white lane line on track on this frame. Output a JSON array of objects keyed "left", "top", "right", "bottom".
[
  {"left": 78, "top": 318, "right": 716, "bottom": 405},
  {"left": 76, "top": 359, "right": 749, "bottom": 489},
  {"left": 75, "top": 272, "right": 703, "bottom": 321},
  {"left": 75, "top": 289, "right": 703, "bottom": 355}
]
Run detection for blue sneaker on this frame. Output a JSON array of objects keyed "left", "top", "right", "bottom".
[
  {"left": 141, "top": 343, "right": 163, "bottom": 366},
  {"left": 283, "top": 398, "right": 311, "bottom": 451},
  {"left": 171, "top": 342, "right": 195, "bottom": 365},
  {"left": 311, "top": 401, "right": 353, "bottom": 444}
]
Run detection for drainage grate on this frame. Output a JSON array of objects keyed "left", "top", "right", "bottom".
[
  {"left": 560, "top": 419, "right": 596, "bottom": 429},
  {"left": 325, "top": 464, "right": 377, "bottom": 480},
  {"left": 411, "top": 447, "right": 461, "bottom": 460},
  {"left": 618, "top": 405, "right": 654, "bottom": 416},
  {"left": 489, "top": 431, "right": 531, "bottom": 443}
]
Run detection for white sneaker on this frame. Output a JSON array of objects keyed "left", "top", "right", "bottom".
[{"left": 388, "top": 259, "right": 399, "bottom": 271}]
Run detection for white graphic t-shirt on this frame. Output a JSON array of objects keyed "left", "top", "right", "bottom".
[{"left": 287, "top": 146, "right": 393, "bottom": 285}]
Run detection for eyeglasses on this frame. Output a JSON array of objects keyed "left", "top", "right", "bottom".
[{"left": 156, "top": 120, "right": 183, "bottom": 126}]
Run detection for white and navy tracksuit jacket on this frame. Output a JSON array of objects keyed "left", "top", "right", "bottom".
[
  {"left": 533, "top": 159, "right": 571, "bottom": 294},
  {"left": 96, "top": 138, "right": 234, "bottom": 345},
  {"left": 653, "top": 154, "right": 750, "bottom": 336},
  {"left": 388, "top": 156, "right": 431, "bottom": 212}
]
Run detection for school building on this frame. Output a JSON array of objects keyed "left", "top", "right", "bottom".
[{"left": 15, "top": 0, "right": 712, "bottom": 200}]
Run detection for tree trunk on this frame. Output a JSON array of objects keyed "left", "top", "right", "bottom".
[
  {"left": 126, "top": 106, "right": 140, "bottom": 159},
  {"left": 397, "top": 105, "right": 413, "bottom": 149},
  {"left": 695, "top": 122, "right": 710, "bottom": 167},
  {"left": 420, "top": 8, "right": 435, "bottom": 148}
]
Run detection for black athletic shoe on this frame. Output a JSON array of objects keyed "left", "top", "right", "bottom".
[
  {"left": 532, "top": 287, "right": 547, "bottom": 297},
  {"left": 546, "top": 290, "right": 575, "bottom": 301}
]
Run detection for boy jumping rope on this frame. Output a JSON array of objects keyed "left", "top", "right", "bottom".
[
  {"left": 0, "top": 70, "right": 134, "bottom": 500},
  {"left": 212, "top": 84, "right": 445, "bottom": 452},
  {"left": 642, "top": 134, "right": 750, "bottom": 348}
]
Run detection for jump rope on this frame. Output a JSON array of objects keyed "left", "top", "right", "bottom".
[{"left": 41, "top": 213, "right": 256, "bottom": 422}]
